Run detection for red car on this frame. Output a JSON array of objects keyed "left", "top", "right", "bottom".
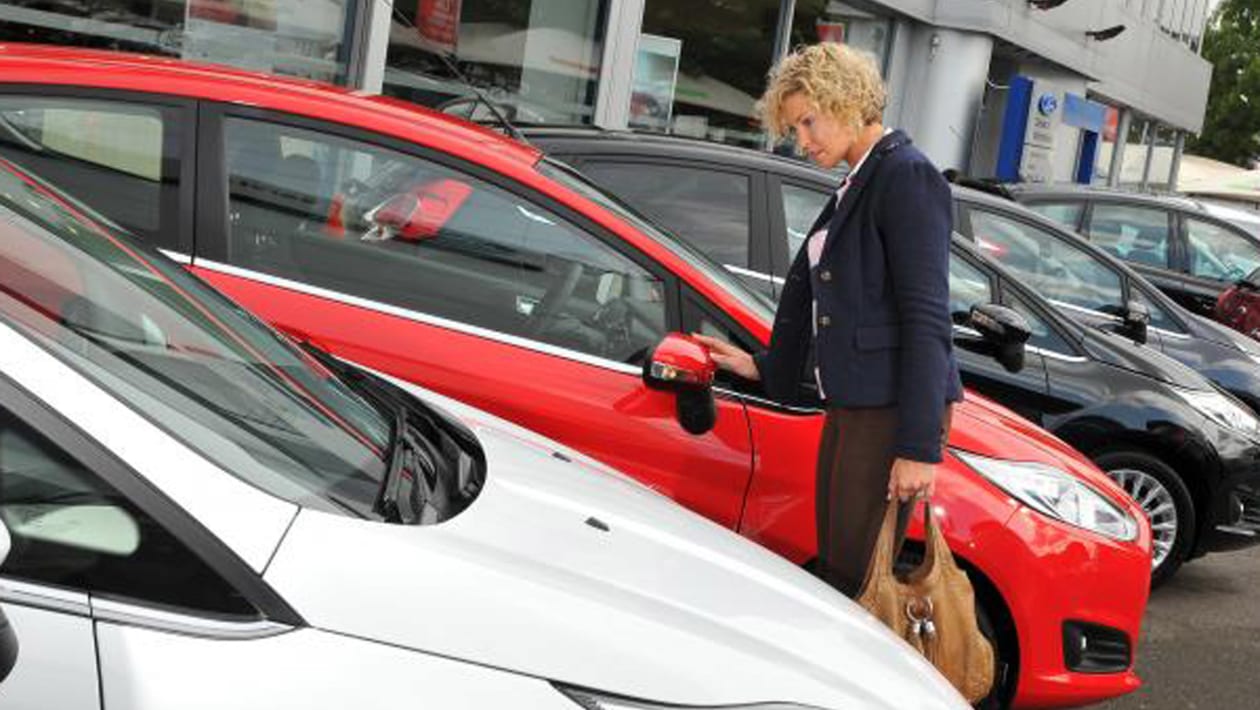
[
  {"left": 1216, "top": 269, "right": 1260, "bottom": 341},
  {"left": 0, "top": 46, "right": 1151, "bottom": 708}
]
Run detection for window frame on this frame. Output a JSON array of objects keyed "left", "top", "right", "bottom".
[
  {"left": 962, "top": 202, "right": 1129, "bottom": 315},
  {"left": 1081, "top": 199, "right": 1181, "bottom": 273},
  {"left": 1177, "top": 210, "right": 1260, "bottom": 284},
  {"left": 0, "top": 85, "right": 198, "bottom": 255},
  {"left": 0, "top": 371, "right": 301, "bottom": 627},
  {"left": 194, "top": 101, "right": 684, "bottom": 368},
  {"left": 569, "top": 154, "right": 772, "bottom": 295}
]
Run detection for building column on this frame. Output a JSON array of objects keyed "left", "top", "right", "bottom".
[
  {"left": 353, "top": 0, "right": 393, "bottom": 94},
  {"left": 894, "top": 26, "right": 993, "bottom": 171},
  {"left": 593, "top": 0, "right": 646, "bottom": 130},
  {"left": 1107, "top": 108, "right": 1132, "bottom": 187},
  {"left": 1170, "top": 130, "right": 1186, "bottom": 190},
  {"left": 1141, "top": 121, "right": 1157, "bottom": 190}
]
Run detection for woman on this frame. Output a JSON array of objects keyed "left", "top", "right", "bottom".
[{"left": 694, "top": 43, "right": 962, "bottom": 598}]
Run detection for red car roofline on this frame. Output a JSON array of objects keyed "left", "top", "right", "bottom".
[{"left": 0, "top": 43, "right": 543, "bottom": 171}]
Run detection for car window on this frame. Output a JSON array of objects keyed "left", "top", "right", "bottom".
[
  {"left": 0, "top": 405, "right": 255, "bottom": 617},
  {"left": 1184, "top": 217, "right": 1260, "bottom": 282},
  {"left": 949, "top": 252, "right": 995, "bottom": 321},
  {"left": 1024, "top": 202, "right": 1083, "bottom": 231},
  {"left": 1003, "top": 290, "right": 1074, "bottom": 356},
  {"left": 580, "top": 162, "right": 751, "bottom": 271},
  {"left": 223, "top": 118, "right": 666, "bottom": 365},
  {"left": 1085, "top": 203, "right": 1172, "bottom": 269},
  {"left": 1130, "top": 286, "right": 1184, "bottom": 334},
  {"left": 970, "top": 208, "right": 1124, "bottom": 312},
  {"left": 0, "top": 95, "right": 182, "bottom": 249},
  {"left": 780, "top": 183, "right": 833, "bottom": 258}
]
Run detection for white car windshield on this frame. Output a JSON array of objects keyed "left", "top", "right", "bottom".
[{"left": 0, "top": 157, "right": 397, "bottom": 518}]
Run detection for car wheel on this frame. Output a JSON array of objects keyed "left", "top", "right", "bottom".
[{"left": 1095, "top": 449, "right": 1196, "bottom": 586}]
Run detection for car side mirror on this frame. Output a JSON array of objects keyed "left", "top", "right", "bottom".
[
  {"left": 955, "top": 303, "right": 1031, "bottom": 373},
  {"left": 1119, "top": 300, "right": 1150, "bottom": 344},
  {"left": 643, "top": 333, "right": 717, "bottom": 435},
  {"left": 363, "top": 179, "right": 473, "bottom": 243},
  {"left": 0, "top": 521, "right": 17, "bottom": 684}
]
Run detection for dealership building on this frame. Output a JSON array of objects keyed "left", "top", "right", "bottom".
[{"left": 0, "top": 0, "right": 1213, "bottom": 188}]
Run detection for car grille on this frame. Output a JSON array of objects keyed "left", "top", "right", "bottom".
[{"left": 1063, "top": 622, "right": 1131, "bottom": 674}]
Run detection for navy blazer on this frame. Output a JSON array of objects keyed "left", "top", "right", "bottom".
[{"left": 754, "top": 130, "right": 963, "bottom": 463}]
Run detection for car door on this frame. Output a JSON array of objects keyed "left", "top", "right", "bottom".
[
  {"left": 0, "top": 378, "right": 281, "bottom": 710},
  {"left": 190, "top": 107, "right": 754, "bottom": 529},
  {"left": 1080, "top": 201, "right": 1197, "bottom": 312},
  {"left": 564, "top": 156, "right": 776, "bottom": 299},
  {"left": 1177, "top": 212, "right": 1260, "bottom": 314},
  {"left": 0, "top": 88, "right": 195, "bottom": 253}
]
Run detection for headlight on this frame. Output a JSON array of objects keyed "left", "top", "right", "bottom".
[
  {"left": 954, "top": 450, "right": 1138, "bottom": 542},
  {"left": 1173, "top": 386, "right": 1260, "bottom": 439},
  {"left": 557, "top": 686, "right": 824, "bottom": 710}
]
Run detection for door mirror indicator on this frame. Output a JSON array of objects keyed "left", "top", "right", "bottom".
[
  {"left": 644, "top": 333, "right": 718, "bottom": 435},
  {"left": 1119, "top": 300, "right": 1150, "bottom": 344},
  {"left": 955, "top": 303, "right": 1031, "bottom": 373},
  {"left": 363, "top": 179, "right": 473, "bottom": 243}
]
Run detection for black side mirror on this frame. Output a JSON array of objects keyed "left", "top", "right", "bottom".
[
  {"left": 954, "top": 303, "right": 1031, "bottom": 373},
  {"left": 1119, "top": 300, "right": 1150, "bottom": 344}
]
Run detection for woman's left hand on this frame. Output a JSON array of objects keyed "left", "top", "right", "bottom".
[{"left": 888, "top": 458, "right": 936, "bottom": 502}]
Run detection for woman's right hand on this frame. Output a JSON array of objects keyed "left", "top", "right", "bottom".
[{"left": 691, "top": 334, "right": 760, "bottom": 381}]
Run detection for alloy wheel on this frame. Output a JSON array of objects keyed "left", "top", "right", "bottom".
[{"left": 1107, "top": 468, "right": 1179, "bottom": 570}]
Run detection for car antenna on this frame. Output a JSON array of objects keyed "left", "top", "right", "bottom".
[{"left": 382, "top": 2, "right": 534, "bottom": 148}]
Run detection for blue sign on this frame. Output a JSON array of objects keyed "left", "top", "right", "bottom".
[
  {"left": 1037, "top": 93, "right": 1059, "bottom": 116},
  {"left": 1062, "top": 93, "right": 1108, "bottom": 133}
]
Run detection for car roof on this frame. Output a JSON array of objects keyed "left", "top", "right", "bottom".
[
  {"left": 1009, "top": 183, "right": 1204, "bottom": 212},
  {"left": 520, "top": 126, "right": 841, "bottom": 183},
  {"left": 0, "top": 44, "right": 542, "bottom": 170}
]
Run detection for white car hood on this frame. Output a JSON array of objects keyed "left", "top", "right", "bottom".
[{"left": 265, "top": 386, "right": 965, "bottom": 710}]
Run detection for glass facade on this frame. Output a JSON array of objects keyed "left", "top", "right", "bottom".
[
  {"left": 791, "top": 1, "right": 891, "bottom": 74},
  {"left": 0, "top": 0, "right": 355, "bottom": 84},
  {"left": 631, "top": 0, "right": 782, "bottom": 147},
  {"left": 382, "top": 0, "right": 609, "bottom": 125}
]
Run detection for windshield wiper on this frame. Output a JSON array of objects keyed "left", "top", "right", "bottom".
[{"left": 374, "top": 404, "right": 440, "bottom": 524}]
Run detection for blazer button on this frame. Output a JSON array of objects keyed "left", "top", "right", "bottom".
[
  {"left": 819, "top": 269, "right": 832, "bottom": 282},
  {"left": 818, "top": 315, "right": 831, "bottom": 328}
]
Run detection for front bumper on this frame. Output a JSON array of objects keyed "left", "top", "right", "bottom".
[
  {"left": 1197, "top": 435, "right": 1260, "bottom": 555},
  {"left": 984, "top": 505, "right": 1151, "bottom": 708}
]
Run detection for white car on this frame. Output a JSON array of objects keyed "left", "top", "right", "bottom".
[{"left": 0, "top": 163, "right": 967, "bottom": 710}]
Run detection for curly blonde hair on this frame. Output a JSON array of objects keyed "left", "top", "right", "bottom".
[{"left": 758, "top": 43, "right": 887, "bottom": 141}]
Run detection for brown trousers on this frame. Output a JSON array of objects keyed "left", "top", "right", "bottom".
[{"left": 815, "top": 405, "right": 953, "bottom": 598}]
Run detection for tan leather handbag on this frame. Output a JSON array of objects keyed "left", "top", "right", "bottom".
[{"left": 857, "top": 501, "right": 996, "bottom": 703}]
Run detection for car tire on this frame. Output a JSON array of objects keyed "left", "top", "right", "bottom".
[{"left": 1094, "top": 449, "right": 1196, "bottom": 587}]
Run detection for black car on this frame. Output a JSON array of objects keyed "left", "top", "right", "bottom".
[
  {"left": 1009, "top": 184, "right": 1260, "bottom": 318},
  {"left": 951, "top": 185, "right": 1260, "bottom": 415},
  {"left": 528, "top": 127, "right": 1260, "bottom": 583}
]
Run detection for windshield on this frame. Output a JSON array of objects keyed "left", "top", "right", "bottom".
[
  {"left": 538, "top": 158, "right": 777, "bottom": 325},
  {"left": 0, "top": 157, "right": 396, "bottom": 518}
]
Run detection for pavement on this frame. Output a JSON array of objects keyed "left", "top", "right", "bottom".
[{"left": 1094, "top": 546, "right": 1260, "bottom": 709}]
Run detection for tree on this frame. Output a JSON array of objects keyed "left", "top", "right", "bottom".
[{"left": 1191, "top": 0, "right": 1260, "bottom": 167}]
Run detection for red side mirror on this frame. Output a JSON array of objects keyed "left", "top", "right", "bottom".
[
  {"left": 365, "top": 179, "right": 473, "bottom": 242},
  {"left": 643, "top": 333, "right": 716, "bottom": 391}
]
